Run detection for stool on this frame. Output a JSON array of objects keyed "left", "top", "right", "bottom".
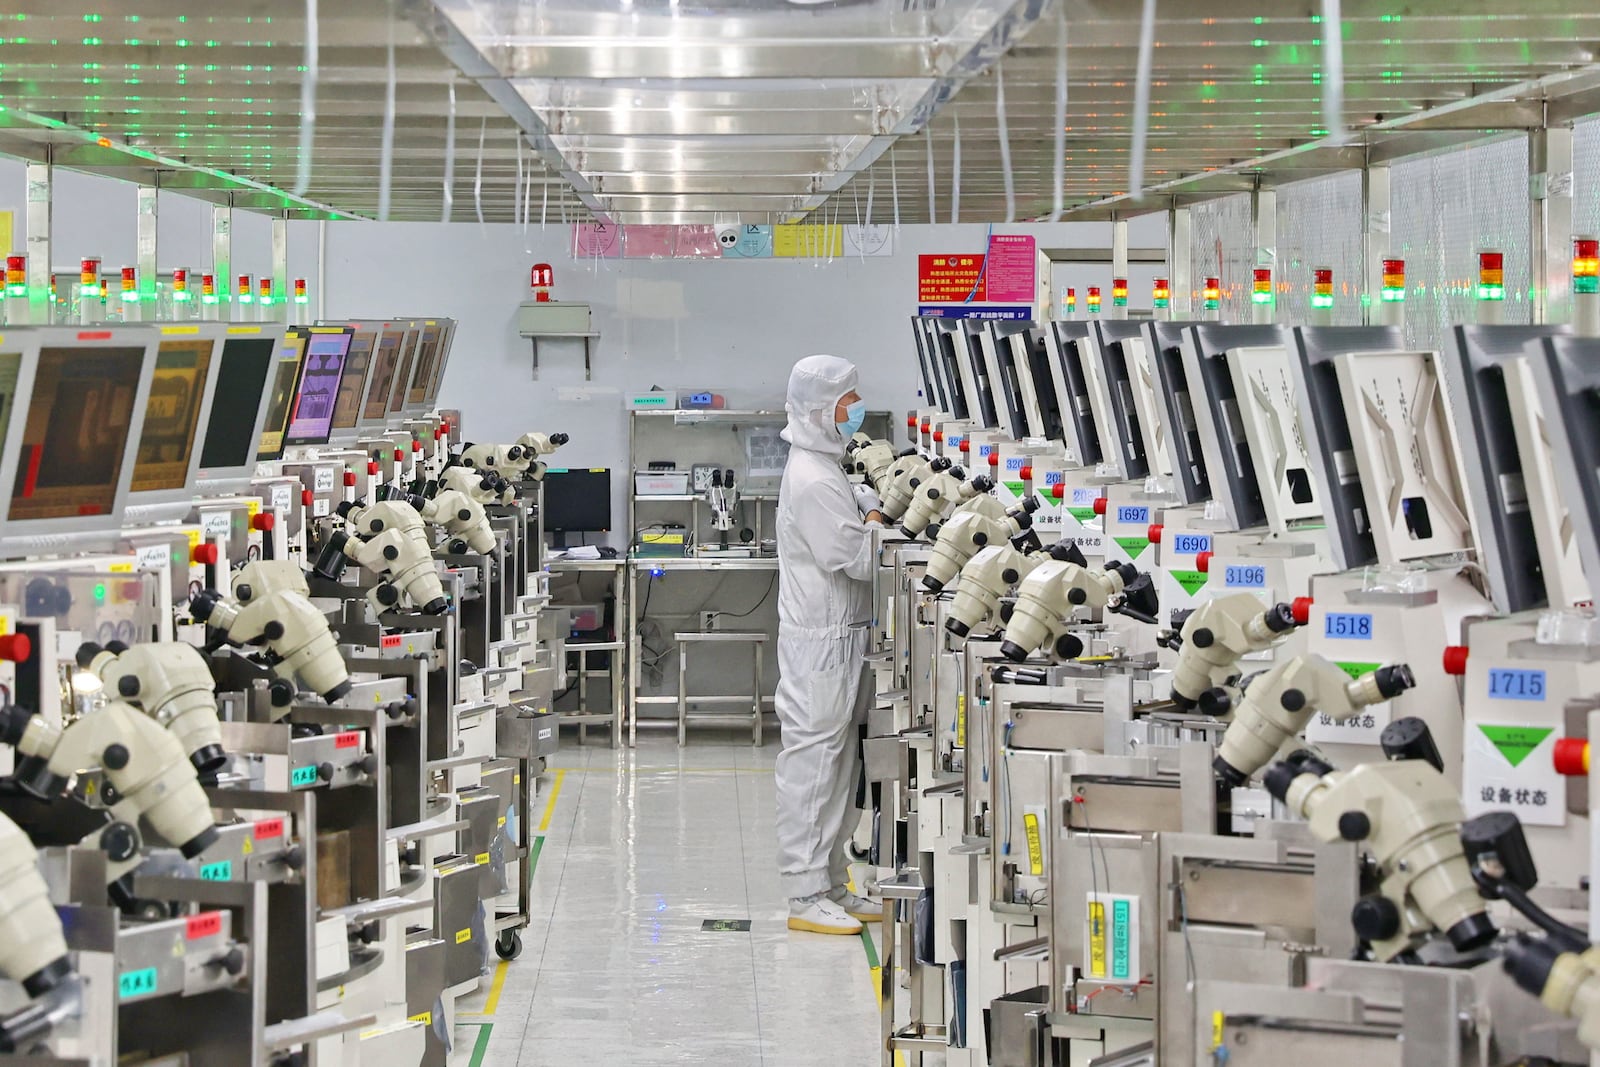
[
  {"left": 569, "top": 639, "right": 624, "bottom": 747},
  {"left": 672, "top": 631, "right": 768, "bottom": 746}
]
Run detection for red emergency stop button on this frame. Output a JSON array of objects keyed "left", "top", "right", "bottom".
[
  {"left": 1147, "top": 523, "right": 1164, "bottom": 544},
  {"left": 393, "top": 449, "right": 403, "bottom": 462},
  {"left": 1291, "top": 597, "right": 1313, "bottom": 625},
  {"left": 1050, "top": 483, "right": 1065, "bottom": 500},
  {"left": 251, "top": 513, "right": 276, "bottom": 532},
  {"left": 958, "top": 440, "right": 970, "bottom": 453},
  {"left": 920, "top": 419, "right": 931, "bottom": 432},
  {"left": 301, "top": 489, "right": 314, "bottom": 508},
  {"left": 1196, "top": 550, "right": 1213, "bottom": 573},
  {"left": 987, "top": 452, "right": 999, "bottom": 467},
  {"left": 1019, "top": 466, "right": 1033, "bottom": 481},
  {"left": 933, "top": 431, "right": 944, "bottom": 443},
  {"left": 906, "top": 415, "right": 918, "bottom": 428},
  {"left": 367, "top": 460, "right": 380, "bottom": 475},
  {"left": 1554, "top": 738, "right": 1590, "bottom": 777},
  {"left": 1092, "top": 497, "right": 1107, "bottom": 516},
  {"left": 343, "top": 470, "right": 357, "bottom": 487},
  {"left": 192, "top": 543, "right": 219, "bottom": 566},
  {"left": 411, "top": 439, "right": 421, "bottom": 452},
  {"left": 1443, "top": 645, "right": 1469, "bottom": 676},
  {"left": 0, "top": 633, "right": 31, "bottom": 663}
]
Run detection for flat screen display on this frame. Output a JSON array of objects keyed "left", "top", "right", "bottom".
[
  {"left": 407, "top": 326, "right": 442, "bottom": 406},
  {"left": 363, "top": 331, "right": 403, "bottom": 422},
  {"left": 423, "top": 324, "right": 453, "bottom": 402},
  {"left": 257, "top": 333, "right": 308, "bottom": 461},
  {"left": 386, "top": 329, "right": 420, "bottom": 415},
  {"left": 199, "top": 337, "right": 276, "bottom": 472},
  {"left": 331, "top": 330, "right": 377, "bottom": 430},
  {"left": 285, "top": 330, "right": 354, "bottom": 446},
  {"left": 131, "top": 338, "right": 214, "bottom": 494},
  {"left": 10, "top": 346, "right": 144, "bottom": 520}
]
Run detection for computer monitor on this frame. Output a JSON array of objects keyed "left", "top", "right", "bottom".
[
  {"left": 909, "top": 318, "right": 944, "bottom": 415},
  {"left": 359, "top": 325, "right": 406, "bottom": 430},
  {"left": 1045, "top": 322, "right": 1102, "bottom": 468},
  {"left": 325, "top": 328, "right": 378, "bottom": 444},
  {"left": 983, "top": 324, "right": 1030, "bottom": 440},
  {"left": 128, "top": 325, "right": 227, "bottom": 507},
  {"left": 1089, "top": 321, "right": 1156, "bottom": 481},
  {"left": 197, "top": 325, "right": 285, "bottom": 486},
  {"left": 284, "top": 327, "right": 355, "bottom": 447},
  {"left": 406, "top": 322, "right": 445, "bottom": 411},
  {"left": 960, "top": 322, "right": 1000, "bottom": 430},
  {"left": 929, "top": 320, "right": 971, "bottom": 422},
  {"left": 0, "top": 327, "right": 157, "bottom": 544},
  {"left": 257, "top": 331, "right": 309, "bottom": 461},
  {"left": 542, "top": 467, "right": 612, "bottom": 546},
  {"left": 385, "top": 326, "right": 421, "bottom": 417},
  {"left": 1017, "top": 325, "right": 1064, "bottom": 443},
  {"left": 422, "top": 319, "right": 456, "bottom": 406},
  {"left": 1143, "top": 320, "right": 1209, "bottom": 506}
]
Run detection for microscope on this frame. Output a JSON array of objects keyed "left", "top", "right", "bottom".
[
  {"left": 510, "top": 430, "right": 569, "bottom": 481},
  {"left": 190, "top": 559, "right": 353, "bottom": 703},
  {"left": 314, "top": 498, "right": 451, "bottom": 615},
  {"left": 1264, "top": 719, "right": 1497, "bottom": 962},
  {"left": 1168, "top": 592, "right": 1308, "bottom": 710},
  {"left": 76, "top": 640, "right": 228, "bottom": 777},
  {"left": 0, "top": 811, "right": 76, "bottom": 1053},
  {"left": 702, "top": 469, "right": 748, "bottom": 554},
  {"left": 921, "top": 498, "right": 1036, "bottom": 593},
  {"left": 878, "top": 452, "right": 934, "bottom": 523},
  {"left": 943, "top": 541, "right": 1047, "bottom": 640},
  {"left": 416, "top": 485, "right": 498, "bottom": 556},
  {"left": 844, "top": 434, "right": 897, "bottom": 490},
  {"left": 439, "top": 463, "right": 513, "bottom": 509},
  {"left": 0, "top": 700, "right": 221, "bottom": 871},
  {"left": 1211, "top": 654, "right": 1417, "bottom": 787},
  {"left": 897, "top": 459, "right": 979, "bottom": 540},
  {"left": 998, "top": 557, "right": 1152, "bottom": 662}
]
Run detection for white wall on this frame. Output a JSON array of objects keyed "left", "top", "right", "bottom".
[{"left": 322, "top": 215, "right": 1168, "bottom": 546}]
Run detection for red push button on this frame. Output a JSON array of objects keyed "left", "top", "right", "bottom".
[
  {"left": 1196, "top": 550, "right": 1213, "bottom": 573},
  {"left": 192, "top": 543, "right": 219, "bottom": 566},
  {"left": 1050, "top": 483, "right": 1065, "bottom": 500},
  {"left": 958, "top": 440, "right": 970, "bottom": 453},
  {"left": 0, "top": 633, "right": 32, "bottom": 663},
  {"left": 367, "top": 461, "right": 380, "bottom": 475},
  {"left": 1442, "top": 645, "right": 1469, "bottom": 676},
  {"left": 987, "top": 452, "right": 999, "bottom": 467},
  {"left": 411, "top": 439, "right": 421, "bottom": 452},
  {"left": 251, "top": 513, "right": 276, "bottom": 532},
  {"left": 1291, "top": 597, "right": 1313, "bottom": 625},
  {"left": 1019, "top": 466, "right": 1033, "bottom": 481},
  {"left": 343, "top": 471, "right": 357, "bottom": 487},
  {"left": 1092, "top": 497, "right": 1107, "bottom": 516},
  {"left": 933, "top": 431, "right": 944, "bottom": 443},
  {"left": 1554, "top": 738, "right": 1590, "bottom": 777},
  {"left": 301, "top": 489, "right": 314, "bottom": 507},
  {"left": 1147, "top": 523, "right": 1164, "bottom": 544},
  {"left": 906, "top": 415, "right": 918, "bottom": 428}
]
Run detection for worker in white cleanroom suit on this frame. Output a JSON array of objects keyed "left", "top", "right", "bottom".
[{"left": 775, "top": 354, "right": 887, "bottom": 934}]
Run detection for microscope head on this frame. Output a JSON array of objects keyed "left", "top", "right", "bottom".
[
  {"left": 439, "top": 463, "right": 506, "bottom": 507},
  {"left": 898, "top": 457, "right": 968, "bottom": 539},
  {"left": 944, "top": 544, "right": 1039, "bottom": 641},
  {"left": 189, "top": 577, "right": 352, "bottom": 704},
  {"left": 879, "top": 453, "right": 932, "bottom": 522},
  {"left": 998, "top": 559, "right": 1133, "bottom": 662},
  {"left": 923, "top": 507, "right": 1033, "bottom": 593},
  {"left": 457, "top": 442, "right": 504, "bottom": 476},
  {"left": 515, "top": 431, "right": 568, "bottom": 458},
  {"left": 77, "top": 641, "right": 227, "bottom": 776},
  {"left": 845, "top": 438, "right": 898, "bottom": 492},
  {"left": 1266, "top": 722, "right": 1495, "bottom": 961},
  {"left": 1169, "top": 593, "right": 1306, "bottom": 709},
  {"left": 332, "top": 499, "right": 450, "bottom": 615},
  {"left": 0, "top": 811, "right": 72, "bottom": 1001},
  {"left": 422, "top": 490, "right": 498, "bottom": 555}
]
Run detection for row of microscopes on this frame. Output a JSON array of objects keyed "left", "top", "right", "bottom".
[
  {"left": 0, "top": 318, "right": 574, "bottom": 1067},
  {"left": 850, "top": 307, "right": 1600, "bottom": 1066}
]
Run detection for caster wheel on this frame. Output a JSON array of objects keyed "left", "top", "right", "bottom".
[
  {"left": 847, "top": 843, "right": 869, "bottom": 863},
  {"left": 495, "top": 930, "right": 523, "bottom": 960}
]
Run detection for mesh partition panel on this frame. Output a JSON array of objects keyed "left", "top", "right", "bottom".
[
  {"left": 1276, "top": 170, "right": 1364, "bottom": 326},
  {"left": 1577, "top": 117, "right": 1600, "bottom": 240},
  {"left": 1189, "top": 194, "right": 1254, "bottom": 323},
  {"left": 1391, "top": 137, "right": 1532, "bottom": 349}
]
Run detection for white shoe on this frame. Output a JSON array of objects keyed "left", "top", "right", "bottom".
[
  {"left": 788, "top": 894, "right": 863, "bottom": 935},
  {"left": 828, "top": 887, "right": 883, "bottom": 923}
]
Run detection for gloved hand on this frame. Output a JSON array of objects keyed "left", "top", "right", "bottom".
[{"left": 852, "top": 482, "right": 883, "bottom": 518}]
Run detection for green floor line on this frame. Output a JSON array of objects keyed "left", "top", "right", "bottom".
[
  {"left": 858, "top": 924, "right": 880, "bottom": 970},
  {"left": 463, "top": 1021, "right": 493, "bottom": 1067},
  {"left": 528, "top": 835, "right": 545, "bottom": 877}
]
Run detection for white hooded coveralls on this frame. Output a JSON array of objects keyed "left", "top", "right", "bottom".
[{"left": 774, "top": 355, "right": 876, "bottom": 900}]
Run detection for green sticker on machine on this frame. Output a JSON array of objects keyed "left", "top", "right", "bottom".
[
  {"left": 1169, "top": 570, "right": 1208, "bottom": 596},
  {"left": 119, "top": 968, "right": 158, "bottom": 1000},
  {"left": 1478, "top": 724, "right": 1555, "bottom": 769},
  {"left": 290, "top": 765, "right": 319, "bottom": 787},
  {"left": 1112, "top": 536, "right": 1150, "bottom": 557},
  {"left": 199, "top": 860, "right": 232, "bottom": 881},
  {"left": 1066, "top": 507, "right": 1097, "bottom": 522},
  {"left": 1004, "top": 481, "right": 1027, "bottom": 497},
  {"left": 1333, "top": 661, "right": 1381, "bottom": 681}
]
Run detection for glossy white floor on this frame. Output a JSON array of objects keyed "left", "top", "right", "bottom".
[{"left": 454, "top": 730, "right": 885, "bottom": 1066}]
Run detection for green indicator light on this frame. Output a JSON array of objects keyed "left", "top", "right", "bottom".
[
  {"left": 201, "top": 294, "right": 219, "bottom": 305},
  {"left": 93, "top": 583, "right": 107, "bottom": 603},
  {"left": 4, "top": 284, "right": 24, "bottom": 297},
  {"left": 1577, "top": 276, "right": 1599, "bottom": 295},
  {"left": 1311, "top": 294, "right": 1334, "bottom": 309},
  {"left": 1381, "top": 287, "right": 1405, "bottom": 302},
  {"left": 294, "top": 295, "right": 309, "bottom": 305},
  {"left": 175, "top": 38, "right": 188, "bottom": 46},
  {"left": 174, "top": 290, "right": 192, "bottom": 301},
  {"left": 1476, "top": 284, "right": 1505, "bottom": 301},
  {"left": 1251, "top": 291, "right": 1273, "bottom": 305}
]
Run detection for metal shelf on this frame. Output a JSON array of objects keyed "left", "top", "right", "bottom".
[{"left": 630, "top": 408, "right": 784, "bottom": 418}]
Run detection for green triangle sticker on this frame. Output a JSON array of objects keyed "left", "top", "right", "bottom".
[
  {"left": 1004, "top": 481, "right": 1027, "bottom": 497},
  {"left": 1478, "top": 724, "right": 1555, "bottom": 769},
  {"left": 1067, "top": 507, "right": 1098, "bottom": 522},
  {"left": 1333, "top": 661, "right": 1381, "bottom": 681},
  {"left": 1113, "top": 536, "right": 1150, "bottom": 557},
  {"left": 1169, "top": 569, "right": 1208, "bottom": 596}
]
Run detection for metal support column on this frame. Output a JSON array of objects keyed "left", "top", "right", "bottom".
[
  {"left": 1168, "top": 205, "right": 1192, "bottom": 316},
  {"left": 1361, "top": 163, "right": 1392, "bottom": 326},
  {"left": 1531, "top": 124, "right": 1574, "bottom": 326},
  {"left": 1110, "top": 217, "right": 1129, "bottom": 320},
  {"left": 135, "top": 185, "right": 158, "bottom": 323},
  {"left": 210, "top": 202, "right": 232, "bottom": 322},
  {"left": 1252, "top": 186, "right": 1278, "bottom": 324},
  {"left": 271, "top": 215, "right": 289, "bottom": 324},
  {"left": 24, "top": 161, "right": 50, "bottom": 325}
]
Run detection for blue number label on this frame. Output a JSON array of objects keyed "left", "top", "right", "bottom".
[
  {"left": 1116, "top": 506, "right": 1150, "bottom": 524},
  {"left": 1043, "top": 471, "right": 1064, "bottom": 485},
  {"left": 1225, "top": 565, "right": 1266, "bottom": 588},
  {"left": 1324, "top": 612, "right": 1374, "bottom": 639},
  {"left": 1171, "top": 533, "right": 1211, "bottom": 555},
  {"left": 1488, "top": 668, "right": 1547, "bottom": 701},
  {"left": 1072, "top": 488, "right": 1097, "bottom": 505},
  {"left": 290, "top": 764, "right": 319, "bottom": 788}
]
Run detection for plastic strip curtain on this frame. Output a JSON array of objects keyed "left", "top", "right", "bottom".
[
  {"left": 377, "top": 9, "right": 396, "bottom": 221},
  {"left": 891, "top": 147, "right": 901, "bottom": 230},
  {"left": 926, "top": 127, "right": 937, "bottom": 223},
  {"left": 1322, "top": 0, "right": 1345, "bottom": 141},
  {"left": 441, "top": 79, "right": 456, "bottom": 223},
  {"left": 292, "top": 0, "right": 317, "bottom": 197},
  {"left": 514, "top": 133, "right": 525, "bottom": 228},
  {"left": 1127, "top": 0, "right": 1156, "bottom": 196},
  {"left": 474, "top": 118, "right": 486, "bottom": 225},
  {"left": 995, "top": 65, "right": 1015, "bottom": 223},
  {"left": 950, "top": 113, "right": 961, "bottom": 224},
  {"left": 1049, "top": 1, "right": 1067, "bottom": 221}
]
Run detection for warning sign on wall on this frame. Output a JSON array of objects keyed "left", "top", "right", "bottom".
[{"left": 918, "top": 255, "right": 986, "bottom": 303}]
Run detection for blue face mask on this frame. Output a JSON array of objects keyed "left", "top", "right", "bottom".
[{"left": 837, "top": 399, "right": 867, "bottom": 438}]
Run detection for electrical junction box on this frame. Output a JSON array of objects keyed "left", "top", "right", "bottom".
[{"left": 517, "top": 301, "right": 592, "bottom": 337}]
